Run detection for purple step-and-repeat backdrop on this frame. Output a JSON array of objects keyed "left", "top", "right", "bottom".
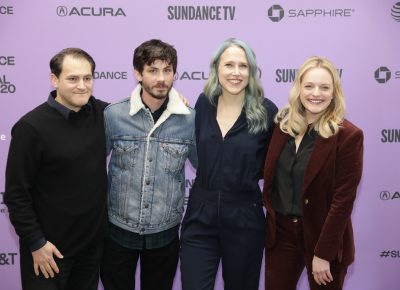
[{"left": 1, "top": 0, "right": 399, "bottom": 289}]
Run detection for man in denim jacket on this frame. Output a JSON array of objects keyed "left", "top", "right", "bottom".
[{"left": 101, "top": 39, "right": 197, "bottom": 290}]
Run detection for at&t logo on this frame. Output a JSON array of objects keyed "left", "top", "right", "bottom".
[
  {"left": 380, "top": 190, "right": 400, "bottom": 200},
  {"left": 391, "top": 2, "right": 400, "bottom": 22},
  {"left": 0, "top": 253, "right": 17, "bottom": 265},
  {"left": 0, "top": 191, "right": 8, "bottom": 213}
]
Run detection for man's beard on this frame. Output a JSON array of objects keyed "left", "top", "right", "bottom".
[{"left": 144, "top": 83, "right": 172, "bottom": 100}]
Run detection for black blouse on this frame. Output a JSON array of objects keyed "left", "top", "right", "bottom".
[{"left": 271, "top": 127, "right": 317, "bottom": 216}]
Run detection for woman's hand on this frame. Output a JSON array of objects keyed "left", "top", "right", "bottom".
[{"left": 312, "top": 255, "right": 333, "bottom": 285}]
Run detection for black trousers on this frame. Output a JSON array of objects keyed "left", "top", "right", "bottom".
[
  {"left": 20, "top": 241, "right": 104, "bottom": 290},
  {"left": 265, "top": 214, "right": 348, "bottom": 290},
  {"left": 180, "top": 189, "right": 265, "bottom": 290},
  {"left": 100, "top": 236, "right": 179, "bottom": 290}
]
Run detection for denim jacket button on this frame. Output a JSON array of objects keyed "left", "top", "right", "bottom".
[
  {"left": 146, "top": 180, "right": 150, "bottom": 185},
  {"left": 144, "top": 204, "right": 149, "bottom": 208}
]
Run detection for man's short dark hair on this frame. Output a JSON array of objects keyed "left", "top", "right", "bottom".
[
  {"left": 133, "top": 39, "right": 177, "bottom": 74},
  {"left": 50, "top": 48, "right": 96, "bottom": 77}
]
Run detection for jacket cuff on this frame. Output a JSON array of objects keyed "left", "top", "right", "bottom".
[{"left": 30, "top": 238, "right": 46, "bottom": 252}]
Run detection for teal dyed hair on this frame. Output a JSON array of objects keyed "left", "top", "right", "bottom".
[{"left": 204, "top": 38, "right": 267, "bottom": 134}]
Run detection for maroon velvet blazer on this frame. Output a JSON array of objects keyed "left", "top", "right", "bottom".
[{"left": 262, "top": 119, "right": 363, "bottom": 266}]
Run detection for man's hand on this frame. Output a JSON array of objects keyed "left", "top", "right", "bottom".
[
  {"left": 312, "top": 255, "right": 333, "bottom": 285},
  {"left": 179, "top": 94, "right": 190, "bottom": 107},
  {"left": 31, "top": 241, "right": 63, "bottom": 278}
]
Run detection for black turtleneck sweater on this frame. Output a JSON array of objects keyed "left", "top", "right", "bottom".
[{"left": 5, "top": 92, "right": 109, "bottom": 257}]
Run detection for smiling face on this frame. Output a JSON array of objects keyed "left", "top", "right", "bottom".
[
  {"left": 217, "top": 45, "right": 249, "bottom": 98},
  {"left": 51, "top": 55, "right": 93, "bottom": 112},
  {"left": 299, "top": 67, "right": 334, "bottom": 123}
]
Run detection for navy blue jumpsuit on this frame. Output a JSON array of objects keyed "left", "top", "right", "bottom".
[{"left": 180, "top": 94, "right": 277, "bottom": 290}]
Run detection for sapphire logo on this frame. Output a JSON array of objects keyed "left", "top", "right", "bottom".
[
  {"left": 374, "top": 66, "right": 391, "bottom": 83},
  {"left": 268, "top": 5, "right": 284, "bottom": 22},
  {"left": 56, "top": 6, "right": 126, "bottom": 17},
  {"left": 391, "top": 2, "right": 400, "bottom": 22},
  {"left": 267, "top": 4, "right": 354, "bottom": 22}
]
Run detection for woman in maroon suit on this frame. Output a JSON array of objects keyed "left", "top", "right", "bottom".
[{"left": 263, "top": 56, "right": 363, "bottom": 290}]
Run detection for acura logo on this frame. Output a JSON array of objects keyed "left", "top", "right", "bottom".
[
  {"left": 57, "top": 6, "right": 68, "bottom": 17},
  {"left": 380, "top": 190, "right": 391, "bottom": 200}
]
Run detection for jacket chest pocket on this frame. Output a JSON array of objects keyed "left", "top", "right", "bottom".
[
  {"left": 112, "top": 140, "right": 139, "bottom": 170},
  {"left": 161, "top": 143, "right": 188, "bottom": 173}
]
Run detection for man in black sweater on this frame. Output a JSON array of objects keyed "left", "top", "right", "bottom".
[{"left": 4, "top": 48, "right": 108, "bottom": 290}]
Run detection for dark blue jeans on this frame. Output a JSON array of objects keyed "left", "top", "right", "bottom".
[{"left": 20, "top": 241, "right": 104, "bottom": 290}]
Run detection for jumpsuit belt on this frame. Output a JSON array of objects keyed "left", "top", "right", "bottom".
[{"left": 190, "top": 185, "right": 263, "bottom": 206}]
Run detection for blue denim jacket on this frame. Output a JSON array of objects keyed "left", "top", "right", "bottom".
[{"left": 104, "top": 84, "right": 197, "bottom": 234}]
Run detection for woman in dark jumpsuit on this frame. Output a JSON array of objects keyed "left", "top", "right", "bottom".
[{"left": 180, "top": 38, "right": 277, "bottom": 290}]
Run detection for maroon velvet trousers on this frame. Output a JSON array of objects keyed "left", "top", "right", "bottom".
[{"left": 265, "top": 214, "right": 348, "bottom": 290}]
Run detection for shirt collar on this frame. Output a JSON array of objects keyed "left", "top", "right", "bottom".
[
  {"left": 141, "top": 91, "right": 169, "bottom": 113},
  {"left": 47, "top": 90, "right": 92, "bottom": 120}
]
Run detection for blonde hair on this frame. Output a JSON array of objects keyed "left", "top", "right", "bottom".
[{"left": 276, "top": 56, "right": 345, "bottom": 138}]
